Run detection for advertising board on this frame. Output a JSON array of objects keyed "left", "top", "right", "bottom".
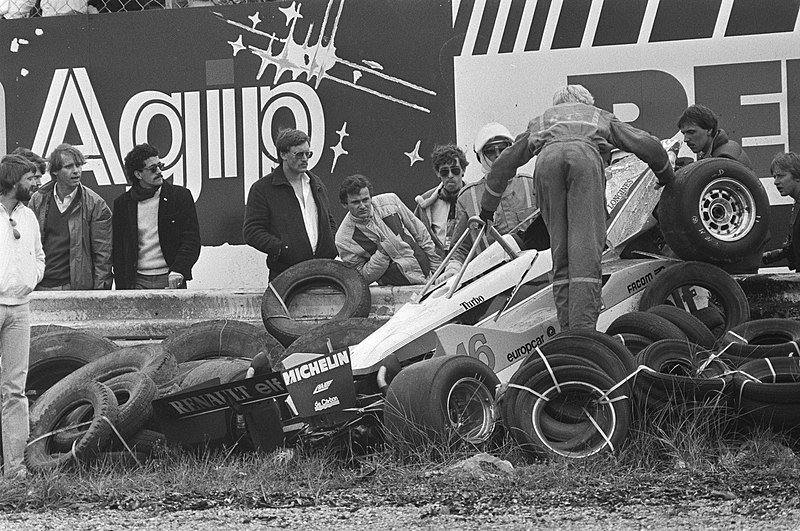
[{"left": 2, "top": 0, "right": 799, "bottom": 286}]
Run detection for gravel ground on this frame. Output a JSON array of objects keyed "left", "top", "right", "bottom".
[{"left": 2, "top": 503, "right": 799, "bottom": 530}]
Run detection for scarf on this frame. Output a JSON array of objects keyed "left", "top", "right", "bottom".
[
  {"left": 130, "top": 182, "right": 161, "bottom": 202},
  {"left": 437, "top": 185, "right": 460, "bottom": 221}
]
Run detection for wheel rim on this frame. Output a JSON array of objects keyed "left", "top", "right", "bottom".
[
  {"left": 446, "top": 377, "right": 496, "bottom": 444},
  {"left": 697, "top": 177, "right": 756, "bottom": 242},
  {"left": 531, "top": 381, "right": 617, "bottom": 458}
]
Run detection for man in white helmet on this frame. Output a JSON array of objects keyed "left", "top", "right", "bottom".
[{"left": 440, "top": 122, "right": 540, "bottom": 279}]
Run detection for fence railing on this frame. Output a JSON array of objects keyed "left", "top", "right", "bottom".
[{"left": 1, "top": 0, "right": 266, "bottom": 19}]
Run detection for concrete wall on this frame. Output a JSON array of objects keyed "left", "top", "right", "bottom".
[{"left": 29, "top": 273, "right": 800, "bottom": 341}]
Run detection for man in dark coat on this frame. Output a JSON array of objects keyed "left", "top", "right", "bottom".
[
  {"left": 112, "top": 143, "right": 201, "bottom": 289},
  {"left": 243, "top": 129, "right": 338, "bottom": 280},
  {"left": 677, "top": 104, "right": 752, "bottom": 169}
]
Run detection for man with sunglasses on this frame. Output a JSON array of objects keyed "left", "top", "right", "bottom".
[
  {"left": 28, "top": 143, "right": 113, "bottom": 290},
  {"left": 112, "top": 143, "right": 201, "bottom": 289},
  {"left": 0, "top": 154, "right": 45, "bottom": 479},
  {"left": 480, "top": 85, "right": 674, "bottom": 331},
  {"left": 413, "top": 144, "right": 467, "bottom": 258},
  {"left": 244, "top": 128, "right": 338, "bottom": 280},
  {"left": 440, "top": 122, "right": 540, "bottom": 279}
]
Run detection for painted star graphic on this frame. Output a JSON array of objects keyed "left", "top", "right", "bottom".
[
  {"left": 330, "top": 122, "right": 350, "bottom": 172},
  {"left": 248, "top": 11, "right": 261, "bottom": 29},
  {"left": 404, "top": 140, "right": 423, "bottom": 166},
  {"left": 280, "top": 2, "right": 303, "bottom": 25},
  {"left": 228, "top": 35, "right": 245, "bottom": 56}
]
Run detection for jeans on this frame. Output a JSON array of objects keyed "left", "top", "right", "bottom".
[
  {"left": 0, "top": 302, "right": 31, "bottom": 476},
  {"left": 134, "top": 273, "right": 186, "bottom": 290}
]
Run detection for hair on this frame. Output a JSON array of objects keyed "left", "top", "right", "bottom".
[
  {"left": 123, "top": 143, "right": 160, "bottom": 185},
  {"left": 552, "top": 84, "right": 594, "bottom": 105},
  {"left": 770, "top": 152, "right": 800, "bottom": 181},
  {"left": 431, "top": 144, "right": 468, "bottom": 171},
  {"left": 339, "top": 174, "right": 373, "bottom": 204},
  {"left": 11, "top": 147, "right": 46, "bottom": 174},
  {"left": 677, "top": 104, "right": 719, "bottom": 136},
  {"left": 275, "top": 129, "right": 311, "bottom": 155},
  {"left": 0, "top": 154, "right": 36, "bottom": 195},
  {"left": 48, "top": 144, "right": 85, "bottom": 176}
]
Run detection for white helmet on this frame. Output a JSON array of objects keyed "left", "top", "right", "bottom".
[{"left": 474, "top": 122, "right": 513, "bottom": 174}]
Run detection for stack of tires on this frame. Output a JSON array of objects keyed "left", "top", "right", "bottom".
[{"left": 24, "top": 319, "right": 286, "bottom": 471}]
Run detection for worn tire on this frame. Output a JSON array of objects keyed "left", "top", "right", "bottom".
[
  {"left": 30, "top": 344, "right": 177, "bottom": 427},
  {"left": 734, "top": 357, "right": 800, "bottom": 429},
  {"left": 384, "top": 356, "right": 499, "bottom": 451},
  {"left": 179, "top": 358, "right": 252, "bottom": 389},
  {"left": 658, "top": 158, "right": 770, "bottom": 263},
  {"left": 25, "top": 381, "right": 119, "bottom": 471},
  {"left": 646, "top": 305, "right": 716, "bottom": 350},
  {"left": 162, "top": 319, "right": 284, "bottom": 364},
  {"left": 638, "top": 261, "right": 750, "bottom": 333},
  {"left": 717, "top": 319, "right": 800, "bottom": 366},
  {"left": 51, "top": 372, "right": 158, "bottom": 451},
  {"left": 611, "top": 333, "right": 653, "bottom": 356},
  {"left": 279, "top": 317, "right": 384, "bottom": 368},
  {"left": 261, "top": 259, "right": 371, "bottom": 347},
  {"left": 605, "top": 311, "right": 687, "bottom": 343},
  {"left": 27, "top": 330, "right": 117, "bottom": 402}
]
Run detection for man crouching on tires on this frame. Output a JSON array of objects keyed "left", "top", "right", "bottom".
[
  {"left": 336, "top": 174, "right": 442, "bottom": 286},
  {"left": 479, "top": 85, "right": 674, "bottom": 331}
]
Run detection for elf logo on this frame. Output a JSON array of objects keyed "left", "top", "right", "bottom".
[{"left": 313, "top": 380, "right": 333, "bottom": 395}]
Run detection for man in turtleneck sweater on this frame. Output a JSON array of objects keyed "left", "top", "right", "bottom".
[
  {"left": 414, "top": 143, "right": 466, "bottom": 259},
  {"left": 112, "top": 144, "right": 201, "bottom": 289}
]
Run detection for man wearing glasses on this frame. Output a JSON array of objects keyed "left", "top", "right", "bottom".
[
  {"left": 0, "top": 154, "right": 45, "bottom": 479},
  {"left": 414, "top": 143, "right": 467, "bottom": 258},
  {"left": 28, "top": 144, "right": 112, "bottom": 290},
  {"left": 243, "top": 128, "right": 338, "bottom": 280},
  {"left": 441, "top": 122, "right": 539, "bottom": 279},
  {"left": 112, "top": 143, "right": 201, "bottom": 290}
]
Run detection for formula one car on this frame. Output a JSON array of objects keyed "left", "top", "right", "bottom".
[{"left": 276, "top": 133, "right": 767, "bottom": 454}]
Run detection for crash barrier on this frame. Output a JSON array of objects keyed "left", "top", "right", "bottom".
[{"left": 26, "top": 272, "right": 800, "bottom": 341}]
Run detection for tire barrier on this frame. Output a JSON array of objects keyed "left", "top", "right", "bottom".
[
  {"left": 261, "top": 259, "right": 372, "bottom": 347},
  {"left": 633, "top": 339, "right": 731, "bottom": 412},
  {"left": 611, "top": 333, "right": 653, "bottom": 356},
  {"left": 25, "top": 381, "right": 120, "bottom": 471},
  {"left": 27, "top": 330, "right": 117, "bottom": 402},
  {"left": 645, "top": 305, "right": 717, "bottom": 350},
  {"left": 638, "top": 261, "right": 750, "bottom": 334},
  {"left": 383, "top": 356, "right": 499, "bottom": 452},
  {"left": 161, "top": 319, "right": 284, "bottom": 364},
  {"left": 716, "top": 318, "right": 800, "bottom": 367},
  {"left": 605, "top": 311, "right": 688, "bottom": 343},
  {"left": 734, "top": 357, "right": 800, "bottom": 431}
]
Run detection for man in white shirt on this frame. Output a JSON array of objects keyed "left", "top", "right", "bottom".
[
  {"left": 243, "top": 129, "right": 338, "bottom": 280},
  {"left": 28, "top": 144, "right": 112, "bottom": 290},
  {"left": 0, "top": 154, "right": 45, "bottom": 479}
]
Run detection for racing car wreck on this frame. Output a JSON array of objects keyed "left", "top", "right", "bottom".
[{"left": 260, "top": 133, "right": 774, "bottom": 460}]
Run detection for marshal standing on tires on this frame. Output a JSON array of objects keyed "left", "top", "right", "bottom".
[{"left": 480, "top": 85, "right": 674, "bottom": 331}]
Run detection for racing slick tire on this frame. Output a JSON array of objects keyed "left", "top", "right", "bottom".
[
  {"left": 605, "top": 311, "right": 687, "bottom": 343},
  {"left": 27, "top": 330, "right": 117, "bottom": 403},
  {"left": 638, "top": 261, "right": 750, "bottom": 334},
  {"left": 646, "top": 304, "right": 717, "bottom": 350},
  {"left": 716, "top": 318, "right": 800, "bottom": 367},
  {"left": 25, "top": 381, "right": 120, "bottom": 471},
  {"left": 261, "top": 259, "right": 372, "bottom": 348},
  {"left": 383, "top": 355, "right": 499, "bottom": 452},
  {"left": 657, "top": 158, "right": 770, "bottom": 264},
  {"left": 162, "top": 319, "right": 284, "bottom": 364},
  {"left": 506, "top": 364, "right": 631, "bottom": 458}
]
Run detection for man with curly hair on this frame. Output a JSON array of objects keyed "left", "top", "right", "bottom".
[{"left": 414, "top": 143, "right": 467, "bottom": 258}]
